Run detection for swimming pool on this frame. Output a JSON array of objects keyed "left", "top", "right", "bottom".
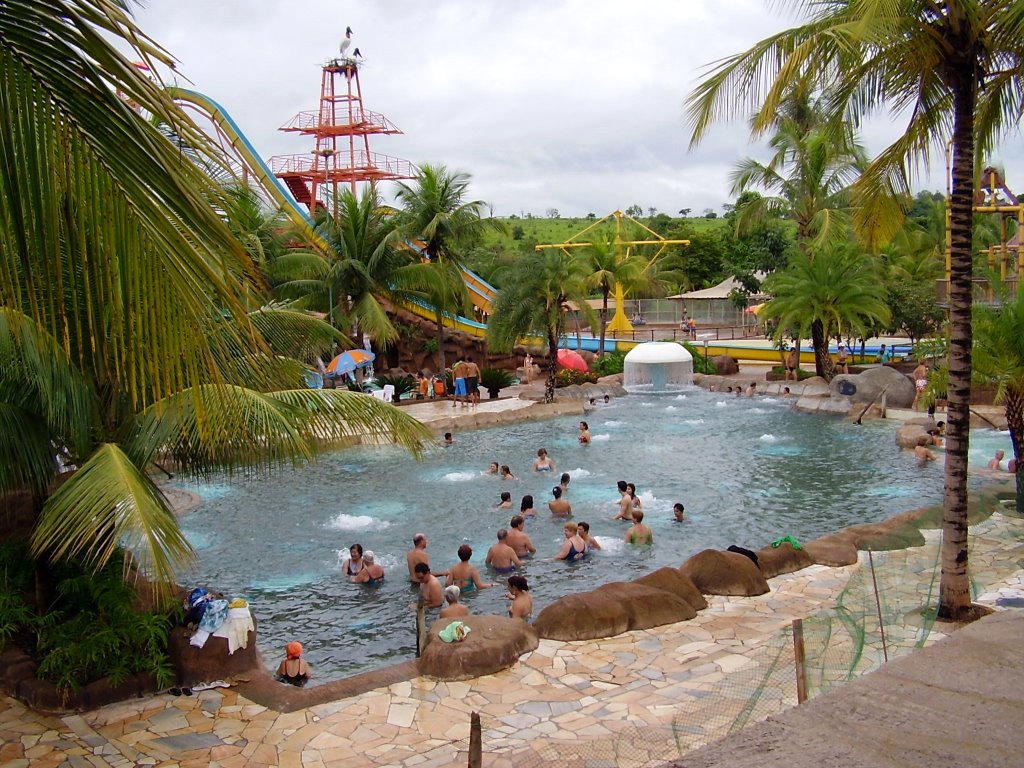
[{"left": 173, "top": 389, "right": 1005, "bottom": 682}]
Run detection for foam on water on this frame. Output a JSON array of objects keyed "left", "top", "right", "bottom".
[
  {"left": 665, "top": 405, "right": 678, "bottom": 411},
  {"left": 565, "top": 467, "right": 593, "bottom": 478},
  {"left": 675, "top": 394, "right": 688, "bottom": 400},
  {"left": 715, "top": 401, "right": 729, "bottom": 407},
  {"left": 442, "top": 471, "right": 479, "bottom": 482},
  {"left": 759, "top": 434, "right": 779, "bottom": 442},
  {"left": 603, "top": 420, "right": 624, "bottom": 427},
  {"left": 592, "top": 537, "right": 623, "bottom": 554},
  {"left": 683, "top": 418, "right": 705, "bottom": 425},
  {"left": 751, "top": 407, "right": 768, "bottom": 414},
  {"left": 591, "top": 434, "right": 611, "bottom": 442},
  {"left": 327, "top": 513, "right": 390, "bottom": 531}
]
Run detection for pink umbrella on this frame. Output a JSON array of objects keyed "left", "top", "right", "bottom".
[{"left": 557, "top": 348, "right": 589, "bottom": 372}]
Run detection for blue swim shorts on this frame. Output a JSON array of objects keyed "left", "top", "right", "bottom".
[{"left": 454, "top": 378, "right": 468, "bottom": 396}]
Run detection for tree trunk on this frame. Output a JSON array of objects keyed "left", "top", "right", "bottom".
[
  {"left": 937, "top": 70, "right": 976, "bottom": 621},
  {"left": 435, "top": 311, "right": 447, "bottom": 394},
  {"left": 598, "top": 288, "right": 609, "bottom": 357},
  {"left": 810, "top": 319, "right": 835, "bottom": 381},
  {"left": 1005, "top": 385, "right": 1024, "bottom": 514},
  {"left": 545, "top": 329, "right": 558, "bottom": 404}
]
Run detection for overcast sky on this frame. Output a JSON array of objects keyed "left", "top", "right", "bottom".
[{"left": 124, "top": 1, "right": 1022, "bottom": 218}]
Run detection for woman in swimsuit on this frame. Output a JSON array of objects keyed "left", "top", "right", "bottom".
[
  {"left": 276, "top": 641, "right": 311, "bottom": 687},
  {"left": 624, "top": 510, "right": 654, "bottom": 546},
  {"left": 341, "top": 544, "right": 364, "bottom": 577},
  {"left": 532, "top": 448, "right": 555, "bottom": 473},
  {"left": 520, "top": 494, "right": 536, "bottom": 517},
  {"left": 500, "top": 465, "right": 516, "bottom": 480},
  {"left": 578, "top": 421, "right": 591, "bottom": 444},
  {"left": 351, "top": 550, "right": 385, "bottom": 583},
  {"left": 554, "top": 522, "right": 588, "bottom": 561},
  {"left": 626, "top": 483, "right": 642, "bottom": 513},
  {"left": 507, "top": 575, "right": 533, "bottom": 620}
]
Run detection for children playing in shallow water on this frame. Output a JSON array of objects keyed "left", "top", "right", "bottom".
[
  {"left": 277, "top": 642, "right": 311, "bottom": 687},
  {"left": 625, "top": 510, "right": 654, "bottom": 545}
]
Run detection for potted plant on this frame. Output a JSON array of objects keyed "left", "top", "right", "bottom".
[{"left": 480, "top": 368, "right": 516, "bottom": 399}]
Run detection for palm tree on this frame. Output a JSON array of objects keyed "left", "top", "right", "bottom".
[
  {"left": 395, "top": 165, "right": 502, "bottom": 377},
  {"left": 687, "top": 0, "right": 1024, "bottom": 621},
  {"left": 271, "top": 187, "right": 426, "bottom": 350},
  {"left": 973, "top": 291, "right": 1024, "bottom": 511},
  {"left": 730, "top": 84, "right": 867, "bottom": 378},
  {"left": 0, "top": 0, "right": 430, "bottom": 599},
  {"left": 761, "top": 246, "right": 891, "bottom": 370},
  {"left": 576, "top": 232, "right": 646, "bottom": 356},
  {"left": 487, "top": 250, "right": 596, "bottom": 403}
]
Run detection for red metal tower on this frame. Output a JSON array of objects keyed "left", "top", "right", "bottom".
[{"left": 270, "top": 54, "right": 415, "bottom": 213}]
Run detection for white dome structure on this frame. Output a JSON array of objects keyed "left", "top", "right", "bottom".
[{"left": 622, "top": 342, "right": 693, "bottom": 391}]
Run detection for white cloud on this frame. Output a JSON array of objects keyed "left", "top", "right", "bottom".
[{"left": 122, "top": 0, "right": 1021, "bottom": 218}]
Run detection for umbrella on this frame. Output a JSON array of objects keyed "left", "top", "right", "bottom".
[
  {"left": 557, "top": 348, "right": 589, "bottom": 372},
  {"left": 325, "top": 349, "right": 376, "bottom": 377}
]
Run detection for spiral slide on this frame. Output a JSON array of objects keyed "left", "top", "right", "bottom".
[{"left": 167, "top": 87, "right": 496, "bottom": 336}]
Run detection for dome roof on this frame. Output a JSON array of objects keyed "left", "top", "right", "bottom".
[{"left": 623, "top": 341, "right": 693, "bottom": 364}]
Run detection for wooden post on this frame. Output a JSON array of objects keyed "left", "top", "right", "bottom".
[
  {"left": 416, "top": 599, "right": 426, "bottom": 657},
  {"left": 468, "top": 712, "right": 482, "bottom": 768},
  {"left": 792, "top": 618, "right": 808, "bottom": 704}
]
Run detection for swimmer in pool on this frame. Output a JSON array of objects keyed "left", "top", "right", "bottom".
[
  {"left": 624, "top": 509, "right": 654, "bottom": 545},
  {"left": 507, "top": 575, "right": 532, "bottom": 620},
  {"left": 446, "top": 544, "right": 492, "bottom": 590},
  {"left": 532, "top": 448, "right": 556, "bottom": 473},
  {"left": 440, "top": 585, "right": 469, "bottom": 619},
  {"left": 578, "top": 421, "right": 591, "bottom": 444},
  {"left": 341, "top": 543, "right": 364, "bottom": 578},
  {"left": 548, "top": 485, "right": 572, "bottom": 516},
  {"left": 520, "top": 494, "right": 536, "bottom": 517},
  {"left": 613, "top": 480, "right": 634, "bottom": 521},
  {"left": 915, "top": 436, "right": 937, "bottom": 466},
  {"left": 485, "top": 529, "right": 523, "bottom": 573},
  {"left": 351, "top": 550, "right": 385, "bottom": 583},
  {"left": 497, "top": 491, "right": 513, "bottom": 508},
  {"left": 673, "top": 502, "right": 685, "bottom": 522},
  {"left": 559, "top": 472, "right": 571, "bottom": 494},
  {"left": 554, "top": 521, "right": 588, "bottom": 561},
  {"left": 483, "top": 461, "right": 499, "bottom": 475},
  {"left": 506, "top": 515, "right": 536, "bottom": 557},
  {"left": 626, "top": 482, "right": 642, "bottom": 513},
  {"left": 578, "top": 520, "right": 601, "bottom": 551},
  {"left": 500, "top": 464, "right": 516, "bottom": 480}
]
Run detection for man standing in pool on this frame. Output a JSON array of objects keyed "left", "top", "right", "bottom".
[
  {"left": 485, "top": 529, "right": 523, "bottom": 573},
  {"left": 413, "top": 562, "right": 443, "bottom": 609},
  {"left": 406, "top": 533, "right": 430, "bottom": 583},
  {"left": 506, "top": 515, "right": 536, "bottom": 558}
]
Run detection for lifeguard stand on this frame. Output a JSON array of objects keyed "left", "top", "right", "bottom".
[
  {"left": 972, "top": 167, "right": 1023, "bottom": 297},
  {"left": 270, "top": 52, "right": 415, "bottom": 213}
]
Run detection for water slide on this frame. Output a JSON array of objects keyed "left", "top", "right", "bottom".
[{"left": 167, "top": 87, "right": 496, "bottom": 335}]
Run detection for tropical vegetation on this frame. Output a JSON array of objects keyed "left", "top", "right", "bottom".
[
  {"left": 687, "top": 0, "right": 1024, "bottom": 620},
  {"left": 0, "top": 0, "right": 430, "bottom": 631}
]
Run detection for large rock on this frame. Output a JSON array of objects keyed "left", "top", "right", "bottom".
[
  {"left": 803, "top": 533, "right": 859, "bottom": 566},
  {"left": 830, "top": 366, "right": 916, "bottom": 408},
  {"left": 601, "top": 582, "right": 698, "bottom": 629},
  {"left": 712, "top": 355, "right": 740, "bottom": 375},
  {"left": 756, "top": 542, "right": 815, "bottom": 578},
  {"left": 418, "top": 614, "right": 538, "bottom": 680},
  {"left": 846, "top": 519, "right": 926, "bottom": 550},
  {"left": 635, "top": 567, "right": 708, "bottom": 611},
  {"left": 896, "top": 423, "right": 930, "bottom": 449},
  {"left": 533, "top": 591, "right": 629, "bottom": 641},
  {"left": 680, "top": 549, "right": 770, "bottom": 596},
  {"left": 167, "top": 612, "right": 260, "bottom": 687}
]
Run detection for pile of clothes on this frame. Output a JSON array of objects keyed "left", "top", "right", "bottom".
[{"left": 184, "top": 587, "right": 254, "bottom": 653}]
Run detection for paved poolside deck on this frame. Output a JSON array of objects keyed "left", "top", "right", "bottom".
[{"left": 2, "top": 509, "right": 1022, "bottom": 768}]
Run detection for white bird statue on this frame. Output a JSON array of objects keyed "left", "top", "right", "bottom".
[{"left": 339, "top": 26, "right": 353, "bottom": 56}]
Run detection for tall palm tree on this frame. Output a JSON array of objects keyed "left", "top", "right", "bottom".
[
  {"left": 487, "top": 250, "right": 596, "bottom": 403},
  {"left": 687, "top": 0, "right": 1024, "bottom": 621},
  {"left": 761, "top": 245, "right": 891, "bottom": 368},
  {"left": 973, "top": 290, "right": 1024, "bottom": 511},
  {"left": 271, "top": 187, "right": 426, "bottom": 350},
  {"left": 730, "top": 84, "right": 867, "bottom": 378},
  {"left": 395, "top": 165, "right": 502, "bottom": 377},
  {"left": 576, "top": 233, "right": 646, "bottom": 356},
  {"left": 0, "top": 0, "right": 430, "bottom": 598}
]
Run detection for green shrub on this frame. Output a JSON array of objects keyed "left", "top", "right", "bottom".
[
  {"left": 555, "top": 369, "right": 599, "bottom": 387},
  {"left": 592, "top": 351, "right": 626, "bottom": 376},
  {"left": 2, "top": 547, "right": 176, "bottom": 693},
  {"left": 769, "top": 365, "right": 815, "bottom": 380},
  {"left": 374, "top": 374, "right": 416, "bottom": 400},
  {"left": 480, "top": 367, "right": 516, "bottom": 396},
  {"left": 682, "top": 342, "right": 716, "bottom": 375}
]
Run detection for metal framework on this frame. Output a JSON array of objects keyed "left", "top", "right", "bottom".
[
  {"left": 535, "top": 210, "right": 690, "bottom": 333},
  {"left": 270, "top": 56, "right": 416, "bottom": 212}
]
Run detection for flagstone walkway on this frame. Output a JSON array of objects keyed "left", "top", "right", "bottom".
[{"left": 2, "top": 511, "right": 1022, "bottom": 768}]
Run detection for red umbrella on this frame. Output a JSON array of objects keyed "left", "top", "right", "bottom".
[{"left": 557, "top": 348, "right": 589, "bottom": 372}]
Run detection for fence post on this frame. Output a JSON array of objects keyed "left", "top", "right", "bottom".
[
  {"left": 792, "top": 618, "right": 808, "bottom": 704},
  {"left": 867, "top": 549, "right": 889, "bottom": 662},
  {"left": 468, "top": 712, "right": 482, "bottom": 768}
]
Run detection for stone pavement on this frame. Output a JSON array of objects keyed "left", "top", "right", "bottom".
[{"left": 2, "top": 511, "right": 1022, "bottom": 768}]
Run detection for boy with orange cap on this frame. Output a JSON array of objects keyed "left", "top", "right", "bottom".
[{"left": 277, "top": 642, "right": 311, "bottom": 687}]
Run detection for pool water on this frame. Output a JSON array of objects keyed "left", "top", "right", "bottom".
[{"left": 173, "top": 389, "right": 1005, "bottom": 682}]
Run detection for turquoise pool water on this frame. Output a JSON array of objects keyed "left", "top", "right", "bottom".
[{"left": 173, "top": 390, "right": 1006, "bottom": 682}]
